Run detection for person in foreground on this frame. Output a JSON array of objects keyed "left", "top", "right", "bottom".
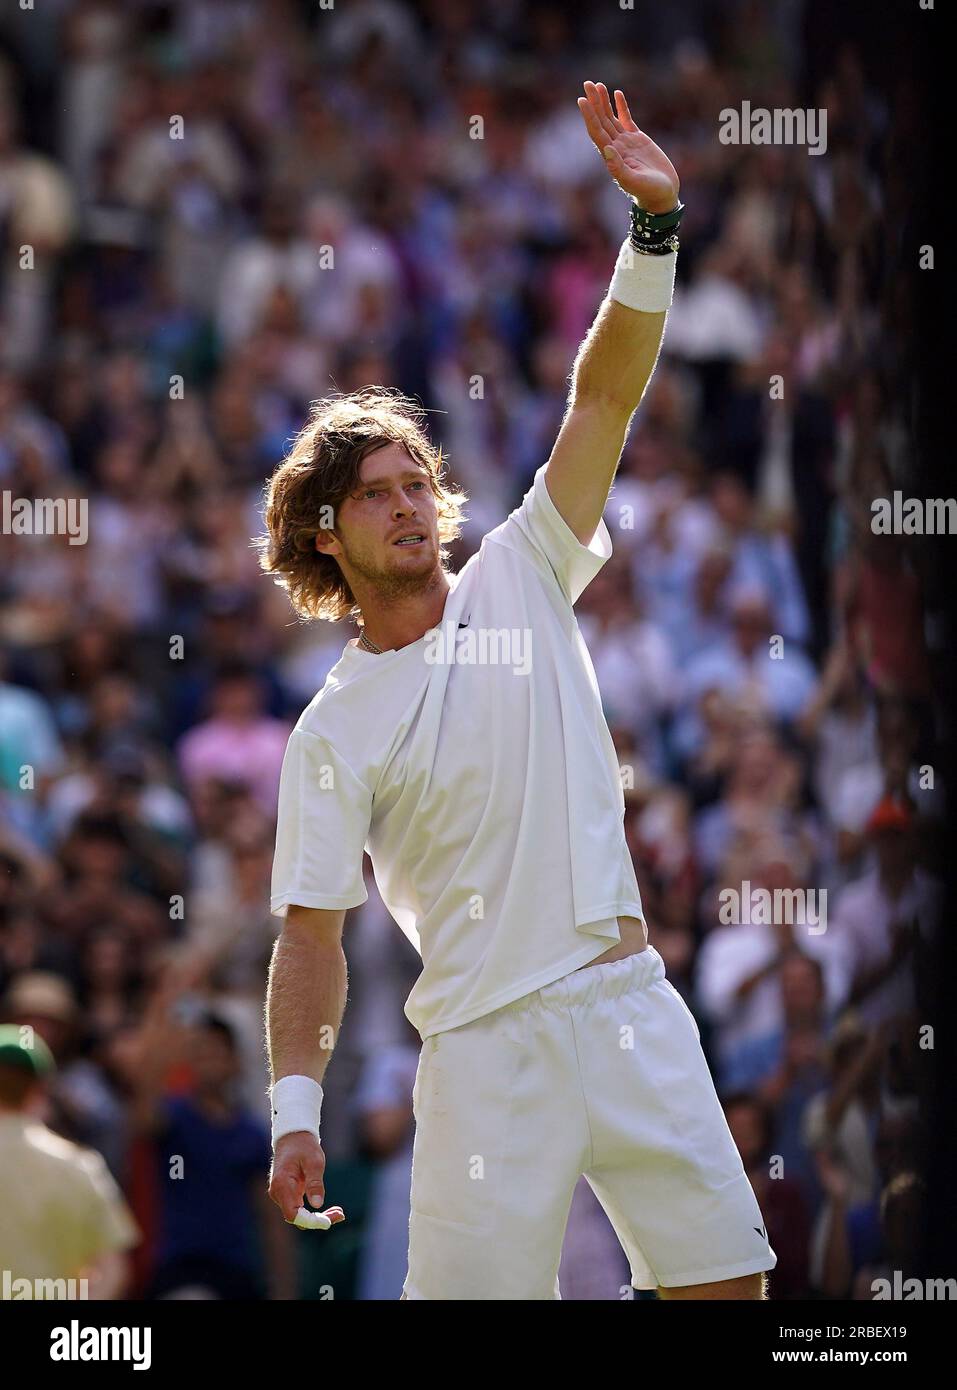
[{"left": 259, "top": 82, "right": 777, "bottom": 1300}]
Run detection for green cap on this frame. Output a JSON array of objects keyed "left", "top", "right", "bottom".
[{"left": 0, "top": 1025, "right": 56, "bottom": 1077}]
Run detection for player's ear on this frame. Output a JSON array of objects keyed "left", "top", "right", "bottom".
[{"left": 314, "top": 529, "right": 341, "bottom": 558}]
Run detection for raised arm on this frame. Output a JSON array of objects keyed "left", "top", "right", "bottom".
[{"left": 545, "top": 82, "right": 680, "bottom": 544}]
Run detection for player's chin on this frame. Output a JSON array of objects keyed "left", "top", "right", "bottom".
[{"left": 389, "top": 538, "right": 436, "bottom": 566}]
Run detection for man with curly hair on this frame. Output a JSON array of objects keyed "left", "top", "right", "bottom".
[{"left": 260, "top": 83, "right": 776, "bottom": 1300}]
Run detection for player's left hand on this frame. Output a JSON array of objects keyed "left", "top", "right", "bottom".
[{"left": 577, "top": 81, "right": 679, "bottom": 214}]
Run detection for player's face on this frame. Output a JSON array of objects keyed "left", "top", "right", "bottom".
[{"left": 329, "top": 444, "right": 441, "bottom": 593}]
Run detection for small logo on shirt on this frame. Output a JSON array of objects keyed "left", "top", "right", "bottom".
[{"left": 424, "top": 620, "right": 532, "bottom": 677}]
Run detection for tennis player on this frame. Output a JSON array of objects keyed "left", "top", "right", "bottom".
[{"left": 261, "top": 82, "right": 777, "bottom": 1300}]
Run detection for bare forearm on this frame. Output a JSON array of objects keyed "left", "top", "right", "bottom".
[
  {"left": 572, "top": 295, "right": 666, "bottom": 416},
  {"left": 266, "top": 913, "right": 347, "bottom": 1084},
  {"left": 546, "top": 296, "right": 667, "bottom": 542}
]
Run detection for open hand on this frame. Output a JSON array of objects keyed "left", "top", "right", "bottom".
[{"left": 577, "top": 81, "right": 679, "bottom": 214}]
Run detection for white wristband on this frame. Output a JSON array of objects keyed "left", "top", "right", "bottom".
[
  {"left": 270, "top": 1074, "right": 323, "bottom": 1146},
  {"left": 608, "top": 238, "right": 676, "bottom": 314}
]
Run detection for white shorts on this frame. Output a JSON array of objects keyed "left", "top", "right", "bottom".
[{"left": 404, "top": 945, "right": 777, "bottom": 1299}]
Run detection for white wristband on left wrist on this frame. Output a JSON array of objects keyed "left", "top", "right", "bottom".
[{"left": 270, "top": 1074, "right": 323, "bottom": 1147}]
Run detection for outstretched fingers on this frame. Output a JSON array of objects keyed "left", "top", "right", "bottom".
[
  {"left": 614, "top": 88, "right": 640, "bottom": 134},
  {"left": 595, "top": 81, "right": 619, "bottom": 128},
  {"left": 577, "top": 96, "right": 605, "bottom": 150},
  {"left": 582, "top": 80, "right": 619, "bottom": 144}
]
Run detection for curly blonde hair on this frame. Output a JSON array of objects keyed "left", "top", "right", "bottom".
[{"left": 256, "top": 389, "right": 468, "bottom": 622}]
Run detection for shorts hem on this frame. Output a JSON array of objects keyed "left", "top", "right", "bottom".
[{"left": 652, "top": 1252, "right": 777, "bottom": 1290}]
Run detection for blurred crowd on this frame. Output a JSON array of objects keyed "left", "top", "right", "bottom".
[{"left": 0, "top": 0, "right": 942, "bottom": 1299}]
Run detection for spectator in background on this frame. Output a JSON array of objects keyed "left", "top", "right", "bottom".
[
  {"left": 123, "top": 977, "right": 294, "bottom": 1300},
  {"left": 675, "top": 587, "right": 817, "bottom": 761},
  {"left": 829, "top": 699, "right": 943, "bottom": 873},
  {"left": 830, "top": 797, "right": 940, "bottom": 1028},
  {"left": 724, "top": 1092, "right": 811, "bottom": 1299},
  {"left": 843, "top": 511, "right": 932, "bottom": 703},
  {"left": 0, "top": 1024, "right": 139, "bottom": 1296},
  {"left": 1, "top": 969, "right": 127, "bottom": 1178},
  {"left": 0, "top": 90, "right": 76, "bottom": 369},
  {"left": 45, "top": 811, "right": 168, "bottom": 951},
  {"left": 110, "top": 71, "right": 246, "bottom": 316},
  {"left": 721, "top": 950, "right": 829, "bottom": 1093},
  {"left": 669, "top": 546, "right": 734, "bottom": 670},
  {"left": 709, "top": 470, "right": 812, "bottom": 651},
  {"left": 215, "top": 187, "right": 324, "bottom": 351},
  {"left": 728, "top": 952, "right": 831, "bottom": 1211},
  {"left": 0, "top": 655, "right": 66, "bottom": 845},
  {"left": 696, "top": 856, "right": 848, "bottom": 1073},
  {"left": 47, "top": 742, "right": 192, "bottom": 860},
  {"left": 176, "top": 663, "right": 291, "bottom": 817},
  {"left": 814, "top": 1103, "right": 923, "bottom": 1299},
  {"left": 852, "top": 1171, "right": 924, "bottom": 1300},
  {"left": 711, "top": 329, "right": 834, "bottom": 653},
  {"left": 577, "top": 561, "right": 676, "bottom": 774},
  {"left": 164, "top": 588, "right": 288, "bottom": 743},
  {"left": 798, "top": 639, "right": 879, "bottom": 888},
  {"left": 803, "top": 1012, "right": 883, "bottom": 1286},
  {"left": 691, "top": 728, "right": 816, "bottom": 880}
]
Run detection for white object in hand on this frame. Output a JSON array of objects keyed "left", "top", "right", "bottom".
[{"left": 292, "top": 1206, "right": 332, "bottom": 1231}]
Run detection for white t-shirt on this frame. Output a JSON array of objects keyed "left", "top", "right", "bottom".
[{"left": 270, "top": 466, "right": 646, "bottom": 1038}]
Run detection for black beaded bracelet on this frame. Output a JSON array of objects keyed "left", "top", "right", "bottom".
[{"left": 629, "top": 199, "right": 684, "bottom": 256}]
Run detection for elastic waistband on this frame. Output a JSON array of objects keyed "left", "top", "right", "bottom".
[{"left": 504, "top": 945, "right": 666, "bottom": 1020}]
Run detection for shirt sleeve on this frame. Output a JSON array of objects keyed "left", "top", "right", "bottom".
[
  {"left": 270, "top": 728, "right": 372, "bottom": 917},
  {"left": 490, "top": 464, "right": 613, "bottom": 605}
]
